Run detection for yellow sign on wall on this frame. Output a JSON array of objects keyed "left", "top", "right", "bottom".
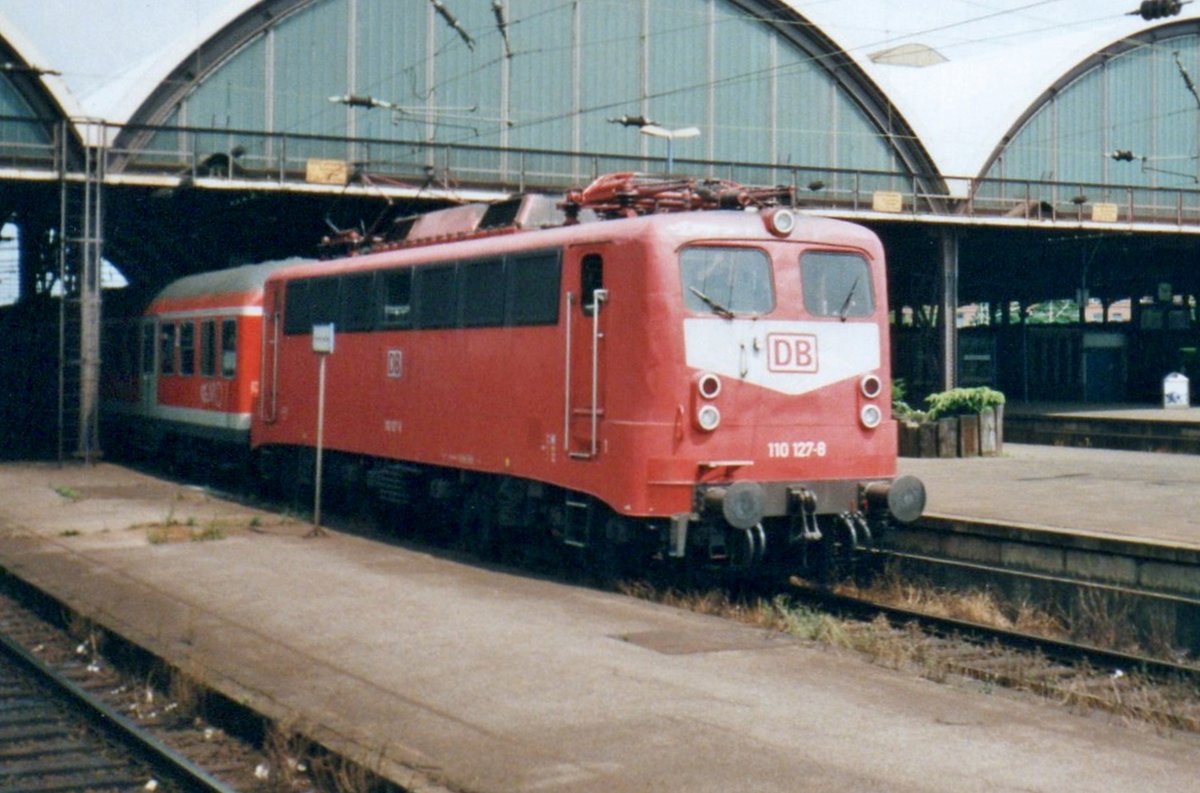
[
  {"left": 1091, "top": 202, "right": 1119, "bottom": 223},
  {"left": 872, "top": 191, "right": 904, "bottom": 213},
  {"left": 306, "top": 158, "right": 349, "bottom": 185}
]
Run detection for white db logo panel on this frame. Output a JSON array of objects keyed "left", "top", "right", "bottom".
[{"left": 767, "top": 333, "right": 818, "bottom": 373}]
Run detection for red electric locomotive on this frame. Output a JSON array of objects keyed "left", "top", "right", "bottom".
[{"left": 248, "top": 175, "right": 924, "bottom": 576}]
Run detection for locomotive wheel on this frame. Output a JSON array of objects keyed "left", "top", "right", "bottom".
[{"left": 459, "top": 487, "right": 500, "bottom": 560}]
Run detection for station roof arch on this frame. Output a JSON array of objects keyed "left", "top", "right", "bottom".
[
  {"left": 787, "top": 1, "right": 1200, "bottom": 190},
  {"left": 0, "top": 10, "right": 83, "bottom": 150},
  {"left": 1, "top": 0, "right": 944, "bottom": 196},
  {"left": 4, "top": 2, "right": 1200, "bottom": 203}
]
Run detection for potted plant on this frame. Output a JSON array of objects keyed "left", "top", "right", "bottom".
[{"left": 896, "top": 384, "right": 1005, "bottom": 458}]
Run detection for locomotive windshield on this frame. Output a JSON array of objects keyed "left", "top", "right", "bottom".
[
  {"left": 680, "top": 247, "right": 773, "bottom": 317},
  {"left": 801, "top": 251, "right": 874, "bottom": 319}
]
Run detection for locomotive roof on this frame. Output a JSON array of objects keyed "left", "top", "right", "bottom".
[
  {"left": 152, "top": 257, "right": 313, "bottom": 304},
  {"left": 269, "top": 205, "right": 883, "bottom": 285}
]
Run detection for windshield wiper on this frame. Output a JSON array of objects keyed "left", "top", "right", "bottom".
[
  {"left": 690, "top": 286, "right": 735, "bottom": 319},
  {"left": 837, "top": 276, "right": 861, "bottom": 322}
]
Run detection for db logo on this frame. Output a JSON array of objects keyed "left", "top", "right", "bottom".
[
  {"left": 386, "top": 349, "right": 404, "bottom": 379},
  {"left": 199, "top": 381, "right": 222, "bottom": 405},
  {"left": 767, "top": 333, "right": 818, "bottom": 373}
]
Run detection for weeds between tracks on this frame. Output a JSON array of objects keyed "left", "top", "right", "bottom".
[{"left": 619, "top": 577, "right": 1200, "bottom": 733}]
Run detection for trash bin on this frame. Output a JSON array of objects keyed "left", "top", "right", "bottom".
[{"left": 1163, "top": 372, "right": 1190, "bottom": 408}]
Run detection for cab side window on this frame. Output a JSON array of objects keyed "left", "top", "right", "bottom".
[{"left": 581, "top": 254, "right": 603, "bottom": 316}]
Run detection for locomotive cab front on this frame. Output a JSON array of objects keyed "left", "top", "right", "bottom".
[{"left": 638, "top": 208, "right": 925, "bottom": 576}]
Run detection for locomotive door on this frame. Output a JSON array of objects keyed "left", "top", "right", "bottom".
[{"left": 565, "top": 251, "right": 608, "bottom": 459}]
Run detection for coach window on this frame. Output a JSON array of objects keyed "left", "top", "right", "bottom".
[
  {"left": 179, "top": 321, "right": 196, "bottom": 376},
  {"left": 221, "top": 319, "right": 237, "bottom": 378},
  {"left": 801, "top": 251, "right": 873, "bottom": 319},
  {"left": 159, "top": 323, "right": 176, "bottom": 376},
  {"left": 380, "top": 269, "right": 413, "bottom": 328},
  {"left": 200, "top": 320, "right": 217, "bottom": 377},
  {"left": 581, "top": 254, "right": 603, "bottom": 316},
  {"left": 680, "top": 247, "right": 773, "bottom": 316},
  {"left": 460, "top": 258, "right": 506, "bottom": 327},
  {"left": 509, "top": 250, "right": 561, "bottom": 325}
]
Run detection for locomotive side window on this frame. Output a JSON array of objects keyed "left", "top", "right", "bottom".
[
  {"left": 285, "top": 276, "right": 340, "bottom": 334},
  {"left": 508, "top": 250, "right": 561, "bottom": 325},
  {"left": 801, "top": 251, "right": 874, "bottom": 318},
  {"left": 416, "top": 265, "right": 458, "bottom": 329},
  {"left": 308, "top": 276, "right": 340, "bottom": 326},
  {"left": 680, "top": 247, "right": 773, "bottom": 316},
  {"left": 159, "top": 323, "right": 176, "bottom": 376},
  {"left": 460, "top": 258, "right": 506, "bottom": 328},
  {"left": 380, "top": 269, "right": 413, "bottom": 328},
  {"left": 580, "top": 254, "right": 603, "bottom": 317},
  {"left": 221, "top": 319, "right": 237, "bottom": 378},
  {"left": 338, "top": 273, "right": 375, "bottom": 332}
]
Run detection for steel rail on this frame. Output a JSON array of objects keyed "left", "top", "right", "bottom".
[
  {"left": 877, "top": 547, "right": 1200, "bottom": 611},
  {"left": 797, "top": 581, "right": 1200, "bottom": 685},
  {"left": 0, "top": 629, "right": 243, "bottom": 793}
]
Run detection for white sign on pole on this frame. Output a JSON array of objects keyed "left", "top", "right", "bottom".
[
  {"left": 310, "top": 323, "right": 335, "bottom": 536},
  {"left": 312, "top": 323, "right": 336, "bottom": 354}
]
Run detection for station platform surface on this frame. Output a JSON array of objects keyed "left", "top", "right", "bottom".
[
  {"left": 900, "top": 441, "right": 1200, "bottom": 550},
  {"left": 1005, "top": 402, "right": 1200, "bottom": 424},
  {"left": 1, "top": 461, "right": 1199, "bottom": 793},
  {"left": 1002, "top": 402, "right": 1200, "bottom": 454}
]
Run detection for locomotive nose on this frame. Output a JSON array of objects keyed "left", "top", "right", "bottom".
[{"left": 864, "top": 475, "right": 926, "bottom": 524}]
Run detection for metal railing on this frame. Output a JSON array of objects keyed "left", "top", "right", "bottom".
[{"left": 4, "top": 115, "right": 1200, "bottom": 230}]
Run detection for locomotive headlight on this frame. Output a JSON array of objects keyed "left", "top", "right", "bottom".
[
  {"left": 697, "top": 372, "right": 722, "bottom": 400},
  {"left": 696, "top": 404, "right": 722, "bottom": 432},
  {"left": 764, "top": 207, "right": 796, "bottom": 237},
  {"left": 860, "top": 374, "right": 883, "bottom": 399},
  {"left": 860, "top": 404, "right": 883, "bottom": 429}
]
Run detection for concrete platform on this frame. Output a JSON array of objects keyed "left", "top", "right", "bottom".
[
  {"left": 1004, "top": 402, "right": 1200, "bottom": 453},
  {"left": 1, "top": 461, "right": 1198, "bottom": 793},
  {"left": 900, "top": 442, "right": 1200, "bottom": 549}
]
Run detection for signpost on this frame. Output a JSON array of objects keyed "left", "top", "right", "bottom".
[{"left": 309, "top": 323, "right": 335, "bottom": 536}]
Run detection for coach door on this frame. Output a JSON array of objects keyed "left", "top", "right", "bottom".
[
  {"left": 139, "top": 319, "right": 157, "bottom": 411},
  {"left": 260, "top": 284, "right": 282, "bottom": 423},
  {"left": 565, "top": 251, "right": 608, "bottom": 459}
]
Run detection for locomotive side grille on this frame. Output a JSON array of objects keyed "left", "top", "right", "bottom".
[{"left": 366, "top": 463, "right": 423, "bottom": 506}]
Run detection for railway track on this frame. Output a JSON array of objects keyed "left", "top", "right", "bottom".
[
  {"left": 0, "top": 573, "right": 421, "bottom": 793},
  {"left": 0, "top": 582, "right": 346, "bottom": 793},
  {"left": 781, "top": 550, "right": 1200, "bottom": 733},
  {"left": 0, "top": 606, "right": 246, "bottom": 793}
]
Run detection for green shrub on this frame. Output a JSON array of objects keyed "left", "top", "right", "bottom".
[
  {"left": 892, "top": 378, "right": 926, "bottom": 423},
  {"left": 924, "top": 387, "right": 1006, "bottom": 421}
]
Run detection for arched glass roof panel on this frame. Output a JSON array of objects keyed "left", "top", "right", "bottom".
[
  {"left": 119, "top": 0, "right": 931, "bottom": 190},
  {"left": 0, "top": 35, "right": 57, "bottom": 148},
  {"left": 985, "top": 26, "right": 1200, "bottom": 191}
]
